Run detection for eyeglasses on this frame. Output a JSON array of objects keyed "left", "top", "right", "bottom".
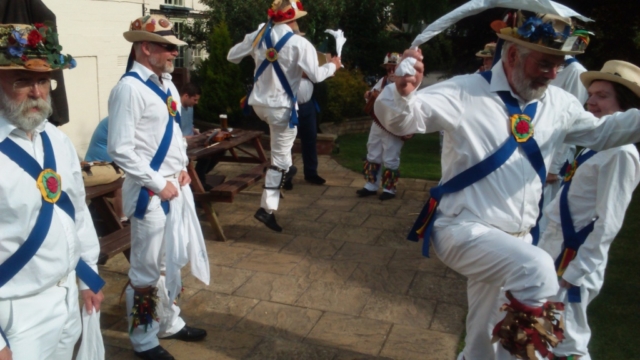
[
  {"left": 12, "top": 78, "right": 57, "bottom": 94},
  {"left": 532, "top": 59, "right": 565, "bottom": 73},
  {"left": 152, "top": 42, "right": 179, "bottom": 52}
]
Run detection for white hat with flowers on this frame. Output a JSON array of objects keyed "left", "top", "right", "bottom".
[{"left": 0, "top": 22, "right": 75, "bottom": 72}]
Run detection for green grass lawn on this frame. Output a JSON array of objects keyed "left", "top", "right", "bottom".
[
  {"left": 334, "top": 132, "right": 640, "bottom": 357},
  {"left": 333, "top": 132, "right": 442, "bottom": 181}
]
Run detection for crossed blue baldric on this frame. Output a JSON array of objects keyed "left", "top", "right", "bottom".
[
  {"left": 243, "top": 23, "right": 298, "bottom": 128},
  {"left": 0, "top": 132, "right": 106, "bottom": 348},
  {"left": 408, "top": 71, "right": 547, "bottom": 257}
]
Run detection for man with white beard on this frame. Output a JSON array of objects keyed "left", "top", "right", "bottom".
[
  {"left": 108, "top": 15, "right": 210, "bottom": 360},
  {"left": 0, "top": 23, "right": 104, "bottom": 360},
  {"left": 375, "top": 14, "right": 640, "bottom": 360}
]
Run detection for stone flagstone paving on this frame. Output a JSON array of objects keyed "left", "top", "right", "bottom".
[{"left": 99, "top": 155, "right": 466, "bottom": 360}]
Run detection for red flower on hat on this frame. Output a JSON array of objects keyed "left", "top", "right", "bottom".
[
  {"left": 34, "top": 23, "right": 45, "bottom": 29},
  {"left": 516, "top": 121, "right": 530, "bottom": 135},
  {"left": 46, "top": 176, "right": 59, "bottom": 194},
  {"left": 27, "top": 29, "right": 43, "bottom": 48},
  {"left": 21, "top": 55, "right": 28, "bottom": 62},
  {"left": 145, "top": 23, "right": 156, "bottom": 32},
  {"left": 296, "top": 1, "right": 304, "bottom": 10},
  {"left": 268, "top": 8, "right": 296, "bottom": 22}
]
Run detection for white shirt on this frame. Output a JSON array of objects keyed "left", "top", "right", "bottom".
[
  {"left": 227, "top": 24, "right": 336, "bottom": 109},
  {"left": 374, "top": 60, "right": 640, "bottom": 233},
  {"left": 107, "top": 61, "right": 188, "bottom": 216},
  {"left": 542, "top": 145, "right": 640, "bottom": 286},
  {"left": 0, "top": 118, "right": 100, "bottom": 301},
  {"left": 298, "top": 78, "right": 314, "bottom": 104}
]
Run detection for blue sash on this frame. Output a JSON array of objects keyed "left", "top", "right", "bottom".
[
  {"left": 0, "top": 132, "right": 105, "bottom": 298},
  {"left": 122, "top": 72, "right": 181, "bottom": 219},
  {"left": 564, "top": 57, "right": 578, "bottom": 67},
  {"left": 555, "top": 149, "right": 598, "bottom": 303},
  {"left": 408, "top": 71, "right": 547, "bottom": 257},
  {"left": 245, "top": 25, "right": 297, "bottom": 128}
]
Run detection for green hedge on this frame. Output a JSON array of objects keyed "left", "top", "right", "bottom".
[{"left": 316, "top": 68, "right": 369, "bottom": 124}]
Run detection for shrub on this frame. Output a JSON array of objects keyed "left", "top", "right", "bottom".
[{"left": 317, "top": 68, "right": 369, "bottom": 123}]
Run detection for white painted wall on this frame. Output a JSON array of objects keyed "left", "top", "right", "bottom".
[{"left": 42, "top": 0, "right": 207, "bottom": 157}]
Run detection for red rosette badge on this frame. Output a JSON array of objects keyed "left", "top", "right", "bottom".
[
  {"left": 265, "top": 47, "right": 278, "bottom": 62},
  {"left": 563, "top": 160, "right": 578, "bottom": 182},
  {"left": 510, "top": 114, "right": 533, "bottom": 143},
  {"left": 37, "top": 169, "right": 62, "bottom": 203},
  {"left": 167, "top": 96, "right": 178, "bottom": 117}
]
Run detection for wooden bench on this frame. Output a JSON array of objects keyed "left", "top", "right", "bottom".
[
  {"left": 97, "top": 226, "right": 131, "bottom": 265},
  {"left": 193, "top": 161, "right": 269, "bottom": 203}
]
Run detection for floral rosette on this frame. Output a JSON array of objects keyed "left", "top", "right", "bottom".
[
  {"left": 510, "top": 114, "right": 533, "bottom": 143},
  {"left": 167, "top": 96, "right": 178, "bottom": 117},
  {"left": 0, "top": 22, "right": 76, "bottom": 71},
  {"left": 265, "top": 47, "right": 278, "bottom": 62},
  {"left": 37, "top": 168, "right": 62, "bottom": 203},
  {"left": 563, "top": 160, "right": 578, "bottom": 182}
]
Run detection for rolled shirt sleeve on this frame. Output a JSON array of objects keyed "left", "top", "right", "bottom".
[{"left": 565, "top": 107, "right": 640, "bottom": 150}]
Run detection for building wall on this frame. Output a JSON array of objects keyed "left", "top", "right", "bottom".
[{"left": 43, "top": 0, "right": 206, "bottom": 158}]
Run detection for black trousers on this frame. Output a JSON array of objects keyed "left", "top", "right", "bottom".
[{"left": 297, "top": 100, "right": 319, "bottom": 178}]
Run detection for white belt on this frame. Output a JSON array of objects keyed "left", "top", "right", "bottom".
[{"left": 164, "top": 172, "right": 181, "bottom": 179}]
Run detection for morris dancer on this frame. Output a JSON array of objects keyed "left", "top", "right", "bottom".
[
  {"left": 0, "top": 23, "right": 104, "bottom": 359},
  {"left": 375, "top": 15, "right": 640, "bottom": 360},
  {"left": 108, "top": 15, "right": 210, "bottom": 360},
  {"left": 476, "top": 42, "right": 496, "bottom": 72},
  {"left": 359, "top": 52, "right": 409, "bottom": 201},
  {"left": 228, "top": 0, "right": 340, "bottom": 232},
  {"left": 539, "top": 60, "right": 640, "bottom": 360}
]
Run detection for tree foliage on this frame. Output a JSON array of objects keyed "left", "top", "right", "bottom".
[{"left": 192, "top": 21, "right": 245, "bottom": 122}]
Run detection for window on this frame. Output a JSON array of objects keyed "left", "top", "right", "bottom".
[
  {"left": 164, "top": 0, "right": 184, "bottom": 6},
  {"left": 172, "top": 21, "right": 186, "bottom": 68}
]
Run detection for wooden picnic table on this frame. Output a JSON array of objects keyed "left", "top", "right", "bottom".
[
  {"left": 187, "top": 129, "right": 269, "bottom": 242},
  {"left": 85, "top": 177, "right": 131, "bottom": 265}
]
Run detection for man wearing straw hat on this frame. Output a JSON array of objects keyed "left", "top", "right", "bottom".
[
  {"left": 538, "top": 60, "right": 640, "bottom": 360},
  {"left": 228, "top": 0, "right": 341, "bottom": 232},
  {"left": 108, "top": 14, "right": 210, "bottom": 360},
  {"left": 376, "top": 13, "right": 640, "bottom": 360},
  {"left": 476, "top": 42, "right": 497, "bottom": 72},
  {"left": 0, "top": 23, "right": 104, "bottom": 359},
  {"left": 358, "top": 52, "right": 408, "bottom": 201}
]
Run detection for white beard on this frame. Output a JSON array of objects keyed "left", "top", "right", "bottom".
[
  {"left": 0, "top": 89, "right": 52, "bottom": 133},
  {"left": 150, "top": 55, "right": 174, "bottom": 74},
  {"left": 512, "top": 63, "right": 548, "bottom": 102}
]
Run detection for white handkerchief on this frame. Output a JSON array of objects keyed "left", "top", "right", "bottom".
[
  {"left": 324, "top": 29, "right": 347, "bottom": 58},
  {"left": 395, "top": 57, "right": 417, "bottom": 77}
]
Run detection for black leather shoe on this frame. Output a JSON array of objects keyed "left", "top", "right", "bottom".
[
  {"left": 379, "top": 192, "right": 396, "bottom": 201},
  {"left": 160, "top": 325, "right": 207, "bottom": 342},
  {"left": 305, "top": 175, "right": 326, "bottom": 185},
  {"left": 282, "top": 166, "right": 297, "bottom": 190},
  {"left": 134, "top": 345, "right": 175, "bottom": 360},
  {"left": 356, "top": 188, "right": 377, "bottom": 197},
  {"left": 254, "top": 208, "right": 283, "bottom": 232}
]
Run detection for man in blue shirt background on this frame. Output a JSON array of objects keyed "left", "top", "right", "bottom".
[{"left": 180, "top": 82, "right": 201, "bottom": 137}]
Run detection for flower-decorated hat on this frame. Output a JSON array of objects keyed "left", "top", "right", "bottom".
[
  {"left": 268, "top": 0, "right": 307, "bottom": 25},
  {"left": 580, "top": 60, "right": 640, "bottom": 99},
  {"left": 381, "top": 53, "right": 401, "bottom": 67},
  {"left": 0, "top": 23, "right": 75, "bottom": 72},
  {"left": 476, "top": 42, "right": 497, "bottom": 58},
  {"left": 123, "top": 14, "right": 187, "bottom": 46},
  {"left": 492, "top": 13, "right": 590, "bottom": 56}
]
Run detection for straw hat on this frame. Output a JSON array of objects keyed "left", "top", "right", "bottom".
[
  {"left": 124, "top": 14, "right": 187, "bottom": 46},
  {"left": 381, "top": 52, "right": 401, "bottom": 67},
  {"left": 0, "top": 23, "right": 75, "bottom": 72},
  {"left": 492, "top": 14, "right": 590, "bottom": 56},
  {"left": 268, "top": 0, "right": 307, "bottom": 25},
  {"left": 580, "top": 60, "right": 640, "bottom": 99},
  {"left": 476, "top": 43, "right": 496, "bottom": 58}
]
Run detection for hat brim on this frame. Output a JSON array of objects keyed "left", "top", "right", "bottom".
[
  {"left": 497, "top": 33, "right": 583, "bottom": 56},
  {"left": 580, "top": 71, "right": 640, "bottom": 99},
  {"left": 476, "top": 51, "right": 493, "bottom": 58},
  {"left": 0, "top": 63, "right": 65, "bottom": 72},
  {"left": 123, "top": 31, "right": 187, "bottom": 46},
  {"left": 274, "top": 11, "right": 307, "bottom": 25}
]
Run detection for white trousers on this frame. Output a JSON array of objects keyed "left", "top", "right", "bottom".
[
  {"left": 432, "top": 215, "right": 559, "bottom": 360},
  {"left": 0, "top": 272, "right": 81, "bottom": 360},
  {"left": 538, "top": 223, "right": 604, "bottom": 360},
  {"left": 254, "top": 106, "right": 297, "bottom": 213},
  {"left": 128, "top": 196, "right": 186, "bottom": 352},
  {"left": 364, "top": 124, "right": 404, "bottom": 194}
]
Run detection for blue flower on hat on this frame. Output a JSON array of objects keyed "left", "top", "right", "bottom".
[
  {"left": 517, "top": 17, "right": 543, "bottom": 39},
  {"left": 8, "top": 46, "right": 23, "bottom": 57},
  {"left": 12, "top": 30, "right": 27, "bottom": 46},
  {"left": 70, "top": 58, "right": 77, "bottom": 69},
  {"left": 59, "top": 54, "right": 65, "bottom": 64},
  {"left": 530, "top": 22, "right": 556, "bottom": 42}
]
